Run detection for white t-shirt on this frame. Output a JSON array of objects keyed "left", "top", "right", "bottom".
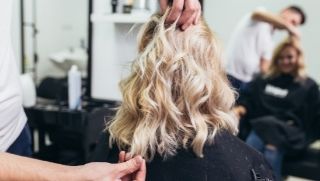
[
  {"left": 226, "top": 8, "right": 274, "bottom": 82},
  {"left": 0, "top": 0, "right": 27, "bottom": 151}
]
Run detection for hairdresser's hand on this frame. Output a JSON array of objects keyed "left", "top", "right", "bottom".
[
  {"left": 160, "top": 0, "right": 201, "bottom": 30},
  {"left": 118, "top": 151, "right": 146, "bottom": 181},
  {"left": 232, "top": 106, "right": 247, "bottom": 121},
  {"left": 77, "top": 155, "right": 146, "bottom": 181},
  {"left": 289, "top": 35, "right": 300, "bottom": 46},
  {"left": 286, "top": 23, "right": 301, "bottom": 39}
]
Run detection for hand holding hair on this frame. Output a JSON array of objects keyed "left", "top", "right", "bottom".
[{"left": 159, "top": 0, "right": 201, "bottom": 30}]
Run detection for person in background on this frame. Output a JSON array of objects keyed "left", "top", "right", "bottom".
[
  {"left": 91, "top": 8, "right": 275, "bottom": 180},
  {"left": 0, "top": 0, "right": 32, "bottom": 157},
  {"left": 225, "top": 5, "right": 306, "bottom": 92},
  {"left": 233, "top": 37, "right": 320, "bottom": 180}
]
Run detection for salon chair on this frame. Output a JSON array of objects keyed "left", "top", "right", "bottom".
[
  {"left": 238, "top": 118, "right": 320, "bottom": 180},
  {"left": 282, "top": 128, "right": 320, "bottom": 180},
  {"left": 282, "top": 143, "right": 320, "bottom": 180}
]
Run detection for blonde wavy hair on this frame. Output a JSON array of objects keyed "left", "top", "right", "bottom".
[
  {"left": 266, "top": 37, "right": 306, "bottom": 80},
  {"left": 107, "top": 11, "right": 237, "bottom": 161}
]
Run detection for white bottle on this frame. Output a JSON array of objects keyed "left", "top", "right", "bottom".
[{"left": 68, "top": 65, "right": 81, "bottom": 110}]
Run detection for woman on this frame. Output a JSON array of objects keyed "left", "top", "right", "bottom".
[
  {"left": 92, "top": 11, "right": 274, "bottom": 181},
  {"left": 233, "top": 37, "right": 320, "bottom": 180}
]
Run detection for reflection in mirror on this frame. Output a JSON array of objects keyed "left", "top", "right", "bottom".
[{"left": 21, "top": 0, "right": 88, "bottom": 84}]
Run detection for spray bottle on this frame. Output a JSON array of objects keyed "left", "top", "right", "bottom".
[{"left": 68, "top": 65, "right": 81, "bottom": 110}]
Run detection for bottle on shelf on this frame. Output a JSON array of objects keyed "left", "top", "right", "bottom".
[{"left": 111, "top": 0, "right": 118, "bottom": 13}]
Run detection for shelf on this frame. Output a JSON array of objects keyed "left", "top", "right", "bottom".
[{"left": 91, "top": 12, "right": 152, "bottom": 24}]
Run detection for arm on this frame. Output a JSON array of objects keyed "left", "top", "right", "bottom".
[
  {"left": 252, "top": 10, "right": 300, "bottom": 37},
  {"left": 233, "top": 105, "right": 247, "bottom": 120},
  {"left": 257, "top": 24, "right": 273, "bottom": 72},
  {"left": 159, "top": 0, "right": 201, "bottom": 30},
  {"left": 252, "top": 10, "right": 287, "bottom": 29},
  {"left": 0, "top": 152, "right": 145, "bottom": 181},
  {"left": 260, "top": 58, "right": 271, "bottom": 74},
  {"left": 234, "top": 79, "right": 261, "bottom": 120}
]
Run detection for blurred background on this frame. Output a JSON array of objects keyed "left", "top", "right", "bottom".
[{"left": 8, "top": 0, "right": 320, "bottom": 180}]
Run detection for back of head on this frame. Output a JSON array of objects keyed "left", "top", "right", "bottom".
[
  {"left": 108, "top": 10, "right": 237, "bottom": 161},
  {"left": 286, "top": 5, "right": 307, "bottom": 25}
]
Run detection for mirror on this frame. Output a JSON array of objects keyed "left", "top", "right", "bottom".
[{"left": 21, "top": 0, "right": 88, "bottom": 84}]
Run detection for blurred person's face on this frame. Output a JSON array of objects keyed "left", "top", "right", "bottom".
[
  {"left": 277, "top": 46, "right": 299, "bottom": 74},
  {"left": 281, "top": 9, "right": 302, "bottom": 27}
]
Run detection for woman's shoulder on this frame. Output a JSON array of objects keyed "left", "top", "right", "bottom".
[
  {"left": 148, "top": 130, "right": 275, "bottom": 181},
  {"left": 203, "top": 130, "right": 275, "bottom": 180},
  {"left": 208, "top": 130, "right": 266, "bottom": 160},
  {"left": 292, "top": 76, "right": 319, "bottom": 94},
  {"left": 303, "top": 76, "right": 318, "bottom": 88},
  {"left": 91, "top": 130, "right": 275, "bottom": 180}
]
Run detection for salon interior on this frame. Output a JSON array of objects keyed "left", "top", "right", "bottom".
[{"left": 8, "top": 0, "right": 320, "bottom": 180}]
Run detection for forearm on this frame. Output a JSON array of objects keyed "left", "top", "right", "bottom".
[
  {"left": 260, "top": 58, "right": 270, "bottom": 74},
  {"left": 252, "top": 11, "right": 288, "bottom": 30},
  {"left": 0, "top": 152, "right": 78, "bottom": 181}
]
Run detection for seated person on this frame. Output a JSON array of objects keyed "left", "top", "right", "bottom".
[
  {"left": 233, "top": 37, "right": 320, "bottom": 181},
  {"left": 92, "top": 10, "right": 274, "bottom": 181}
]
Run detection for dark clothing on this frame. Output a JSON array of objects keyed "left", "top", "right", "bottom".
[
  {"left": 238, "top": 74, "right": 320, "bottom": 153},
  {"left": 246, "top": 131, "right": 284, "bottom": 181},
  {"left": 227, "top": 74, "right": 249, "bottom": 93},
  {"left": 91, "top": 130, "right": 275, "bottom": 181},
  {"left": 7, "top": 124, "right": 32, "bottom": 157}
]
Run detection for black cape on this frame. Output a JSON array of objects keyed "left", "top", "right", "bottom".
[{"left": 91, "top": 130, "right": 275, "bottom": 181}]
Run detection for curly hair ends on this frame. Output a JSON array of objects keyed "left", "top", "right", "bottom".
[{"left": 107, "top": 9, "right": 238, "bottom": 161}]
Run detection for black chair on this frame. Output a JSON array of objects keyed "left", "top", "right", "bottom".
[
  {"left": 238, "top": 118, "right": 320, "bottom": 180},
  {"left": 282, "top": 143, "right": 320, "bottom": 180}
]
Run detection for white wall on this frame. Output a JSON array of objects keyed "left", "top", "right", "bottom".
[
  {"left": 91, "top": 0, "right": 148, "bottom": 101},
  {"left": 23, "top": 0, "right": 88, "bottom": 83},
  {"left": 91, "top": 22, "right": 140, "bottom": 101},
  {"left": 204, "top": 0, "right": 320, "bottom": 82}
]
